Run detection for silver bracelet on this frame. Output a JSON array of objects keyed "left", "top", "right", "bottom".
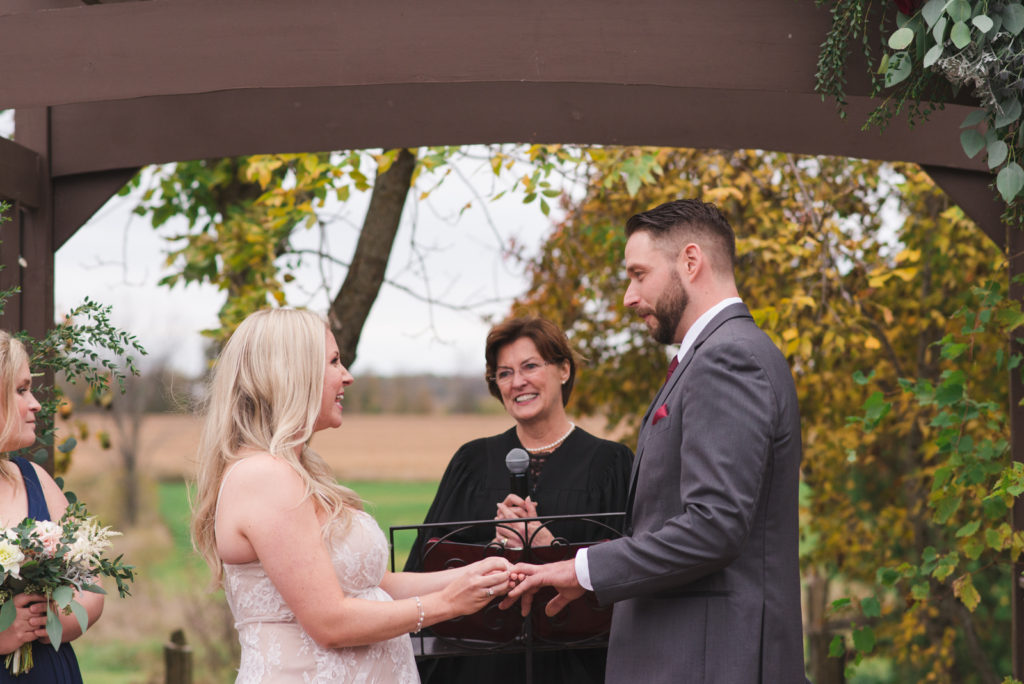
[{"left": 412, "top": 595, "right": 424, "bottom": 633}]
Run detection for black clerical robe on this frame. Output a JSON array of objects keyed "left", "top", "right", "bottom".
[{"left": 405, "top": 426, "right": 633, "bottom": 684}]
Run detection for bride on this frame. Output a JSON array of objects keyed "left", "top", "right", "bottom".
[{"left": 191, "top": 309, "right": 512, "bottom": 683}]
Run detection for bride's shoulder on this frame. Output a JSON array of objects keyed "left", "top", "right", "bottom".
[{"left": 223, "top": 453, "right": 305, "bottom": 500}]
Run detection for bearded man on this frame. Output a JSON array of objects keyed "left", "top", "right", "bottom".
[{"left": 504, "top": 199, "right": 809, "bottom": 683}]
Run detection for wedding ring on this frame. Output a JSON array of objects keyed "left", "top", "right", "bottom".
[
  {"left": 500, "top": 538, "right": 508, "bottom": 547},
  {"left": 487, "top": 587, "right": 494, "bottom": 597}
]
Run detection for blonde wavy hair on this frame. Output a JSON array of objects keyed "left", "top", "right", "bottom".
[
  {"left": 190, "top": 308, "right": 362, "bottom": 583},
  {"left": 0, "top": 331, "right": 29, "bottom": 481}
]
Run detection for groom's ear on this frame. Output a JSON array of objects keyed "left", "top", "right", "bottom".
[{"left": 676, "top": 243, "right": 701, "bottom": 281}]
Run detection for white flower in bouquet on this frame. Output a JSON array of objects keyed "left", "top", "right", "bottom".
[
  {"left": 65, "top": 517, "right": 118, "bottom": 565},
  {"left": 0, "top": 501, "right": 134, "bottom": 676},
  {"left": 0, "top": 539, "right": 24, "bottom": 580}
]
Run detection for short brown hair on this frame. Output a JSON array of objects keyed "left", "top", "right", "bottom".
[
  {"left": 484, "top": 316, "right": 576, "bottom": 406},
  {"left": 625, "top": 199, "right": 736, "bottom": 274}
]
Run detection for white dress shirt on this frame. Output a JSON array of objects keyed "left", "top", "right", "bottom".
[{"left": 574, "top": 297, "right": 744, "bottom": 590}]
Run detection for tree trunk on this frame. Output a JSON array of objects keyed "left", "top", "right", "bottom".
[
  {"left": 329, "top": 148, "right": 417, "bottom": 367},
  {"left": 805, "top": 566, "right": 845, "bottom": 684}
]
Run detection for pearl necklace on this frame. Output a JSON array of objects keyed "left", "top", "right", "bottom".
[{"left": 523, "top": 423, "right": 575, "bottom": 454}]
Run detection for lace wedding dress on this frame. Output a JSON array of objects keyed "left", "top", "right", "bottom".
[{"left": 223, "top": 510, "right": 419, "bottom": 683}]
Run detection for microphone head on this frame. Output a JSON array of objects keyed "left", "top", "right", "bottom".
[{"left": 505, "top": 448, "right": 530, "bottom": 475}]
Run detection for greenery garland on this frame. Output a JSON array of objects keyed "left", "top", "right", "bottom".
[{"left": 816, "top": 0, "right": 1024, "bottom": 211}]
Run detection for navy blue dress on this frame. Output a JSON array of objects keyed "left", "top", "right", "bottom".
[{"left": 0, "top": 457, "right": 83, "bottom": 683}]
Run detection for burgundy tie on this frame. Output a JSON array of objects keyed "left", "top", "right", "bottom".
[{"left": 665, "top": 356, "right": 679, "bottom": 383}]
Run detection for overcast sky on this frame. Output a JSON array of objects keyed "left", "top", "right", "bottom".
[{"left": 51, "top": 152, "right": 572, "bottom": 379}]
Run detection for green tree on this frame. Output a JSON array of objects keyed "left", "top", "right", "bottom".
[{"left": 131, "top": 146, "right": 656, "bottom": 366}]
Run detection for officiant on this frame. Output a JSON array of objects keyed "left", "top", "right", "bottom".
[{"left": 405, "top": 315, "right": 633, "bottom": 684}]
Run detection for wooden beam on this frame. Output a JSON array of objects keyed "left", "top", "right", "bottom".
[
  {"left": 47, "top": 84, "right": 987, "bottom": 178},
  {"left": 0, "top": 0, "right": 854, "bottom": 110},
  {"left": 0, "top": 0, "right": 87, "bottom": 15},
  {"left": 0, "top": 137, "right": 42, "bottom": 207},
  {"left": 922, "top": 166, "right": 1003, "bottom": 248},
  {"left": 53, "top": 168, "right": 137, "bottom": 249}
]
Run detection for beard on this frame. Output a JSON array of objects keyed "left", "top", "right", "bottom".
[{"left": 650, "top": 269, "right": 689, "bottom": 345}]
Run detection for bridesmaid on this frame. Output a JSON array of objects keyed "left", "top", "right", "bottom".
[{"left": 0, "top": 330, "right": 104, "bottom": 682}]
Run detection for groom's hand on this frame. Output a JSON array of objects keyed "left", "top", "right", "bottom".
[{"left": 499, "top": 559, "right": 585, "bottom": 617}]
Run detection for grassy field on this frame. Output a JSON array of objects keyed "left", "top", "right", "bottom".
[{"left": 75, "top": 479, "right": 439, "bottom": 683}]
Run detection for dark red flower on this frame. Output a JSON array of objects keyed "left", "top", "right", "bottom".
[{"left": 894, "top": 0, "right": 922, "bottom": 15}]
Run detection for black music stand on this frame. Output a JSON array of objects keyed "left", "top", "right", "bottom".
[{"left": 389, "top": 512, "right": 624, "bottom": 684}]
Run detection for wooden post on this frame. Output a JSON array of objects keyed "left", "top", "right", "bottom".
[
  {"left": 11, "top": 108, "right": 55, "bottom": 473},
  {"left": 164, "top": 629, "right": 193, "bottom": 684},
  {"left": 1010, "top": 223, "right": 1024, "bottom": 680}
]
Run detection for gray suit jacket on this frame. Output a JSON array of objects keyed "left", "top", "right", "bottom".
[{"left": 587, "top": 303, "right": 807, "bottom": 683}]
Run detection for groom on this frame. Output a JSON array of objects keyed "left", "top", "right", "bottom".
[{"left": 503, "top": 199, "right": 808, "bottom": 682}]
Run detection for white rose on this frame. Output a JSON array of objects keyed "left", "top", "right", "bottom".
[{"left": 0, "top": 539, "right": 25, "bottom": 578}]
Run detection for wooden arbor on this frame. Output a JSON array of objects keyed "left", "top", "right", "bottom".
[{"left": 0, "top": 0, "right": 1019, "bottom": 675}]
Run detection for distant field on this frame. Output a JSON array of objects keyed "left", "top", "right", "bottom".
[{"left": 62, "top": 412, "right": 624, "bottom": 482}]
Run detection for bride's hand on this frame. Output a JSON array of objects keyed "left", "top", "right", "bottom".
[{"left": 440, "top": 557, "right": 513, "bottom": 617}]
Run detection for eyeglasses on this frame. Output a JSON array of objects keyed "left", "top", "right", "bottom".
[{"left": 489, "top": 361, "right": 553, "bottom": 385}]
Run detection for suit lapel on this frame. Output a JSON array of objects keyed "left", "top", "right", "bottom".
[{"left": 624, "top": 303, "right": 753, "bottom": 530}]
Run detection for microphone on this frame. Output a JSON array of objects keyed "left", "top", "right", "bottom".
[{"left": 505, "top": 448, "right": 530, "bottom": 499}]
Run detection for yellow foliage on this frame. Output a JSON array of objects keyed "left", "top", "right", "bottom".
[
  {"left": 703, "top": 186, "right": 743, "bottom": 204},
  {"left": 513, "top": 148, "right": 1008, "bottom": 681}
]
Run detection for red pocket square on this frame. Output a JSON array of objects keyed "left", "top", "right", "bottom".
[{"left": 652, "top": 404, "right": 669, "bottom": 425}]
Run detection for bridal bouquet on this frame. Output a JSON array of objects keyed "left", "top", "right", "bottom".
[{"left": 0, "top": 501, "right": 134, "bottom": 674}]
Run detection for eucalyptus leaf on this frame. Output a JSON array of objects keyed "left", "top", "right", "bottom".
[
  {"left": 885, "top": 53, "right": 913, "bottom": 87},
  {"left": 995, "top": 98, "right": 1023, "bottom": 129},
  {"left": 889, "top": 27, "right": 916, "bottom": 50},
  {"left": 877, "top": 53, "right": 891, "bottom": 75},
  {"left": 52, "top": 584, "right": 73, "bottom": 608},
  {"left": 972, "top": 14, "right": 994, "bottom": 32},
  {"left": 948, "top": 0, "right": 971, "bottom": 22},
  {"left": 922, "top": 0, "right": 947, "bottom": 26},
  {"left": 961, "top": 109, "right": 986, "bottom": 128},
  {"left": 960, "top": 128, "right": 986, "bottom": 158},
  {"left": 988, "top": 140, "right": 1009, "bottom": 168},
  {"left": 45, "top": 604, "right": 63, "bottom": 650},
  {"left": 951, "top": 21, "right": 972, "bottom": 48},
  {"left": 997, "top": 162, "right": 1024, "bottom": 202},
  {"left": 0, "top": 600, "right": 14, "bottom": 633},
  {"left": 924, "top": 43, "right": 944, "bottom": 67},
  {"left": 1004, "top": 3, "right": 1024, "bottom": 34},
  {"left": 933, "top": 15, "right": 948, "bottom": 42},
  {"left": 69, "top": 599, "right": 89, "bottom": 636}
]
